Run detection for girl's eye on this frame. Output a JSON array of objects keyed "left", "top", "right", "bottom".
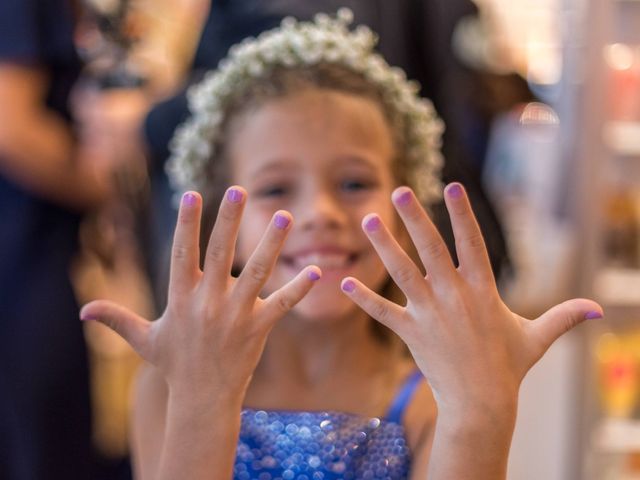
[
  {"left": 257, "top": 185, "right": 290, "bottom": 197},
  {"left": 341, "top": 179, "right": 373, "bottom": 192}
]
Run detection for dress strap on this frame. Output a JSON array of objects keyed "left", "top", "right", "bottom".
[{"left": 384, "top": 369, "right": 424, "bottom": 424}]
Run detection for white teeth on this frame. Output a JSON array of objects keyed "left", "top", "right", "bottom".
[{"left": 292, "top": 253, "right": 351, "bottom": 269}]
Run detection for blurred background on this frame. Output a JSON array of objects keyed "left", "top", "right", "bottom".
[{"left": 1, "top": 0, "right": 639, "bottom": 479}]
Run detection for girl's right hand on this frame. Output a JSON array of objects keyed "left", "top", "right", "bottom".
[{"left": 80, "top": 187, "right": 321, "bottom": 397}]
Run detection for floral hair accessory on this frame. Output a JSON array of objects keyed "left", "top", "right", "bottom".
[{"left": 166, "top": 8, "right": 445, "bottom": 205}]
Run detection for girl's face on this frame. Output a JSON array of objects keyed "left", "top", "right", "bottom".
[{"left": 229, "top": 88, "right": 399, "bottom": 322}]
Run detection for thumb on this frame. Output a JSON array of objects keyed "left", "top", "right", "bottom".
[
  {"left": 80, "top": 300, "right": 152, "bottom": 359},
  {"left": 531, "top": 298, "right": 603, "bottom": 351}
]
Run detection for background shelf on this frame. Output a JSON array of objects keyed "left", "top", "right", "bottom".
[
  {"left": 592, "top": 418, "right": 640, "bottom": 453},
  {"left": 604, "top": 122, "right": 640, "bottom": 157},
  {"left": 594, "top": 268, "right": 640, "bottom": 306}
]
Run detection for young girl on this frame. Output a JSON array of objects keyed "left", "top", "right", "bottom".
[{"left": 80, "top": 10, "right": 602, "bottom": 480}]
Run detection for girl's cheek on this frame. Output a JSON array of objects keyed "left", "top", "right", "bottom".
[{"left": 236, "top": 212, "right": 272, "bottom": 260}]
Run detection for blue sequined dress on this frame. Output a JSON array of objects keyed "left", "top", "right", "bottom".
[{"left": 235, "top": 370, "right": 423, "bottom": 480}]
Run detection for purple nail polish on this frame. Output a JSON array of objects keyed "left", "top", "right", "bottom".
[
  {"left": 585, "top": 311, "right": 603, "bottom": 320},
  {"left": 341, "top": 279, "right": 356, "bottom": 293},
  {"left": 274, "top": 213, "right": 290, "bottom": 230},
  {"left": 183, "top": 192, "right": 197, "bottom": 206},
  {"left": 227, "top": 188, "right": 243, "bottom": 203},
  {"left": 364, "top": 215, "right": 381, "bottom": 232},
  {"left": 80, "top": 313, "right": 96, "bottom": 322},
  {"left": 395, "top": 190, "right": 412, "bottom": 206},
  {"left": 308, "top": 270, "right": 321, "bottom": 281},
  {"left": 447, "top": 183, "right": 463, "bottom": 199}
]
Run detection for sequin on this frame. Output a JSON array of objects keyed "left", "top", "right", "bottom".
[
  {"left": 236, "top": 409, "right": 411, "bottom": 479},
  {"left": 255, "top": 411, "right": 269, "bottom": 423},
  {"left": 286, "top": 423, "right": 300, "bottom": 436}
]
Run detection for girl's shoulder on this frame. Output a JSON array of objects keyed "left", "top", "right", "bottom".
[
  {"left": 403, "top": 375, "right": 436, "bottom": 448},
  {"left": 382, "top": 358, "right": 436, "bottom": 478},
  {"left": 393, "top": 359, "right": 436, "bottom": 454}
]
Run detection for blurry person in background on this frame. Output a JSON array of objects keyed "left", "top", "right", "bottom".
[{"left": 0, "top": 0, "right": 125, "bottom": 478}]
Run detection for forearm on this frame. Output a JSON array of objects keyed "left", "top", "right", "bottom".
[
  {"left": 157, "top": 388, "right": 244, "bottom": 480},
  {"left": 0, "top": 109, "right": 109, "bottom": 209},
  {"left": 427, "top": 401, "right": 517, "bottom": 480}
]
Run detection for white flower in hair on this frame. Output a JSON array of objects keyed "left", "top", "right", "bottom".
[{"left": 167, "top": 8, "right": 445, "bottom": 205}]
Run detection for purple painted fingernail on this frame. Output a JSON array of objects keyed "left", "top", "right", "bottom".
[
  {"left": 227, "top": 188, "right": 243, "bottom": 203},
  {"left": 364, "top": 215, "right": 381, "bottom": 232},
  {"left": 274, "top": 213, "right": 290, "bottom": 230},
  {"left": 395, "top": 190, "right": 412, "bottom": 206},
  {"left": 308, "top": 270, "right": 321, "bottom": 281},
  {"left": 183, "top": 192, "right": 197, "bottom": 206},
  {"left": 585, "top": 310, "right": 603, "bottom": 320},
  {"left": 341, "top": 279, "right": 356, "bottom": 293},
  {"left": 446, "top": 183, "right": 463, "bottom": 199},
  {"left": 80, "top": 313, "right": 96, "bottom": 322}
]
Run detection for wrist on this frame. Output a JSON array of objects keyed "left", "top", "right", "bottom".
[
  {"left": 160, "top": 382, "right": 244, "bottom": 480},
  {"left": 169, "top": 387, "right": 245, "bottom": 409},
  {"left": 167, "top": 378, "right": 247, "bottom": 413},
  {"left": 435, "top": 394, "right": 518, "bottom": 446},
  {"left": 435, "top": 389, "right": 518, "bottom": 430},
  {"left": 73, "top": 158, "right": 112, "bottom": 209},
  {"left": 429, "top": 411, "right": 515, "bottom": 480}
]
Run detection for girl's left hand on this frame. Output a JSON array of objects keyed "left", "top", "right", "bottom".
[{"left": 340, "top": 182, "right": 602, "bottom": 418}]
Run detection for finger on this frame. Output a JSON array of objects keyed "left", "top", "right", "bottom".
[
  {"left": 234, "top": 210, "right": 293, "bottom": 301},
  {"left": 168, "top": 191, "right": 202, "bottom": 297},
  {"left": 261, "top": 266, "right": 322, "bottom": 326},
  {"left": 340, "top": 276, "right": 406, "bottom": 334},
  {"left": 80, "top": 300, "right": 152, "bottom": 360},
  {"left": 361, "top": 213, "right": 430, "bottom": 301},
  {"left": 391, "top": 187, "right": 456, "bottom": 281},
  {"left": 202, "top": 186, "right": 246, "bottom": 288},
  {"left": 443, "top": 183, "right": 494, "bottom": 283},
  {"left": 530, "top": 298, "right": 603, "bottom": 353}
]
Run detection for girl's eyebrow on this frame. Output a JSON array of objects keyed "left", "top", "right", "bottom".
[
  {"left": 250, "top": 159, "right": 300, "bottom": 177},
  {"left": 335, "top": 155, "right": 382, "bottom": 172},
  {"left": 249, "top": 154, "right": 380, "bottom": 177},
  {"left": 338, "top": 155, "right": 376, "bottom": 166}
]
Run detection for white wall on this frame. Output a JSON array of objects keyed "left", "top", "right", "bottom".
[{"left": 508, "top": 330, "right": 584, "bottom": 480}]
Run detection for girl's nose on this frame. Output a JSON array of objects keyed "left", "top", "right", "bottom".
[{"left": 295, "top": 188, "right": 348, "bottom": 231}]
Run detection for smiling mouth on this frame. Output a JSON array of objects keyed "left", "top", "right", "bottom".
[{"left": 280, "top": 252, "right": 359, "bottom": 271}]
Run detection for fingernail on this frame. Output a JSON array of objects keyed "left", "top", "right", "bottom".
[
  {"left": 274, "top": 213, "right": 290, "bottom": 230},
  {"left": 394, "top": 189, "right": 412, "bottom": 206},
  {"left": 183, "top": 192, "right": 197, "bottom": 206},
  {"left": 341, "top": 279, "right": 356, "bottom": 293},
  {"left": 308, "top": 269, "right": 321, "bottom": 281},
  {"left": 227, "top": 188, "right": 243, "bottom": 203},
  {"left": 585, "top": 311, "right": 603, "bottom": 320},
  {"left": 80, "top": 313, "right": 96, "bottom": 322},
  {"left": 364, "top": 215, "right": 381, "bottom": 232},
  {"left": 446, "top": 183, "right": 463, "bottom": 199}
]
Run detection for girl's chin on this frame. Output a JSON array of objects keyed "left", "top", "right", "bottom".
[
  {"left": 289, "top": 301, "right": 359, "bottom": 324},
  {"left": 289, "top": 284, "right": 360, "bottom": 322}
]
